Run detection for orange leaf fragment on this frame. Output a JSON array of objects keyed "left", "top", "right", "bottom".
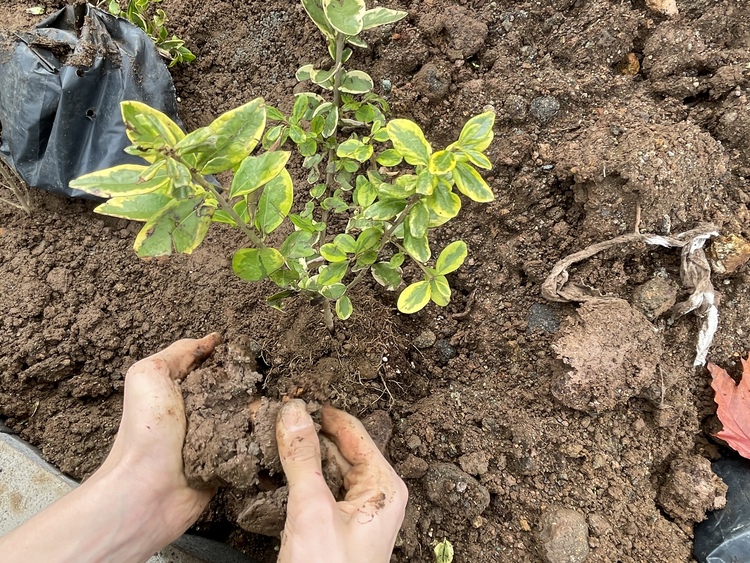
[{"left": 709, "top": 354, "right": 750, "bottom": 459}]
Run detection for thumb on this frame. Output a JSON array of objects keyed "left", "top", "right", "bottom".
[{"left": 276, "top": 400, "right": 333, "bottom": 505}]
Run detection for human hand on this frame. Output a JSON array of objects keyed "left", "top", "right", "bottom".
[
  {"left": 94, "top": 332, "right": 222, "bottom": 543},
  {"left": 276, "top": 400, "right": 408, "bottom": 563},
  {"left": 0, "top": 334, "right": 222, "bottom": 563}
]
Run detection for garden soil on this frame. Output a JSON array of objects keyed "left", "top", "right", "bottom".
[{"left": 2, "top": 0, "right": 750, "bottom": 561}]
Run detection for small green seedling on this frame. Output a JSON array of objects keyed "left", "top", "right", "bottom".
[
  {"left": 105, "top": 0, "right": 195, "bottom": 66},
  {"left": 434, "top": 539, "right": 454, "bottom": 563},
  {"left": 71, "top": 0, "right": 495, "bottom": 329}
]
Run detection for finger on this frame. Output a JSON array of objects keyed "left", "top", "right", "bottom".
[
  {"left": 321, "top": 405, "right": 386, "bottom": 468},
  {"left": 149, "top": 332, "right": 222, "bottom": 381},
  {"left": 276, "top": 400, "right": 334, "bottom": 505}
]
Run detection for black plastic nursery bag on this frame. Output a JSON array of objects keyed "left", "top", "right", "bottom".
[
  {"left": 0, "top": 3, "right": 180, "bottom": 198},
  {"left": 694, "top": 457, "right": 750, "bottom": 563}
]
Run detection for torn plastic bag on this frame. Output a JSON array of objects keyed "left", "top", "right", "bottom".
[
  {"left": 0, "top": 3, "right": 180, "bottom": 199},
  {"left": 694, "top": 456, "right": 750, "bottom": 562}
]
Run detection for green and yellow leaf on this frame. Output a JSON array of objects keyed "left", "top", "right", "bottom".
[
  {"left": 435, "top": 241, "right": 467, "bottom": 275},
  {"left": 430, "top": 275, "right": 451, "bottom": 306},
  {"left": 397, "top": 280, "right": 431, "bottom": 313},
  {"left": 231, "top": 151, "right": 290, "bottom": 198},
  {"left": 386, "top": 119, "right": 432, "bottom": 166},
  {"left": 232, "top": 248, "right": 285, "bottom": 281},
  {"left": 121, "top": 101, "right": 185, "bottom": 149},
  {"left": 322, "top": 0, "right": 365, "bottom": 35},
  {"left": 255, "top": 169, "right": 294, "bottom": 235},
  {"left": 69, "top": 164, "right": 169, "bottom": 198},
  {"left": 452, "top": 162, "right": 494, "bottom": 202},
  {"left": 134, "top": 197, "right": 215, "bottom": 257},
  {"left": 456, "top": 111, "right": 495, "bottom": 152},
  {"left": 361, "top": 7, "right": 407, "bottom": 30},
  {"left": 336, "top": 295, "right": 353, "bottom": 320}
]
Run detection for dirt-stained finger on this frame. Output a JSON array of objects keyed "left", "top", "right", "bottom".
[
  {"left": 151, "top": 332, "right": 222, "bottom": 381},
  {"left": 321, "top": 405, "right": 389, "bottom": 469}
]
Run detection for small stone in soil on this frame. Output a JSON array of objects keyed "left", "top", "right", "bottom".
[
  {"left": 435, "top": 339, "right": 457, "bottom": 361},
  {"left": 631, "top": 277, "right": 678, "bottom": 320},
  {"left": 527, "top": 303, "right": 560, "bottom": 333},
  {"left": 413, "top": 329, "right": 437, "bottom": 349},
  {"left": 530, "top": 96, "right": 561, "bottom": 124},
  {"left": 396, "top": 454, "right": 429, "bottom": 479},
  {"left": 424, "top": 462, "right": 490, "bottom": 519},
  {"left": 413, "top": 63, "right": 451, "bottom": 101},
  {"left": 538, "top": 507, "right": 590, "bottom": 563}
]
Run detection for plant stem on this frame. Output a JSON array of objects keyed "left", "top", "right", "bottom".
[
  {"left": 346, "top": 197, "right": 419, "bottom": 291},
  {"left": 0, "top": 162, "right": 31, "bottom": 215},
  {"left": 322, "top": 300, "right": 334, "bottom": 333},
  {"left": 173, "top": 155, "right": 266, "bottom": 249},
  {"left": 315, "top": 32, "right": 347, "bottom": 247}
]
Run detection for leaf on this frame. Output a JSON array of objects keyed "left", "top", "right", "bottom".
[
  {"left": 321, "top": 283, "right": 347, "bottom": 299},
  {"left": 323, "top": 106, "right": 339, "bottom": 138},
  {"left": 361, "top": 7, "right": 407, "bottom": 30},
  {"left": 406, "top": 200, "right": 429, "bottom": 239},
  {"left": 710, "top": 354, "right": 750, "bottom": 459},
  {"left": 340, "top": 70, "right": 374, "bottom": 94},
  {"left": 404, "top": 228, "right": 430, "bottom": 263},
  {"left": 458, "top": 147, "right": 492, "bottom": 170},
  {"left": 336, "top": 295, "right": 353, "bottom": 320},
  {"left": 376, "top": 149, "right": 403, "bottom": 167},
  {"left": 302, "top": 0, "right": 335, "bottom": 37},
  {"left": 321, "top": 243, "right": 349, "bottom": 263},
  {"left": 426, "top": 181, "right": 461, "bottom": 220},
  {"left": 232, "top": 248, "right": 285, "bottom": 281},
  {"left": 69, "top": 164, "right": 169, "bottom": 198},
  {"left": 337, "top": 138, "right": 374, "bottom": 162},
  {"left": 26, "top": 6, "right": 45, "bottom": 15},
  {"left": 372, "top": 262, "right": 402, "bottom": 290},
  {"left": 354, "top": 176, "right": 378, "bottom": 207},
  {"left": 355, "top": 227, "right": 382, "bottom": 254},
  {"left": 452, "top": 162, "right": 494, "bottom": 202},
  {"left": 428, "top": 150, "right": 457, "bottom": 175},
  {"left": 94, "top": 192, "right": 172, "bottom": 222},
  {"left": 280, "top": 231, "right": 316, "bottom": 259},
  {"left": 134, "top": 198, "right": 215, "bottom": 257},
  {"left": 318, "top": 261, "right": 348, "bottom": 285},
  {"left": 456, "top": 110, "right": 495, "bottom": 152},
  {"left": 121, "top": 101, "right": 185, "bottom": 149},
  {"left": 430, "top": 275, "right": 451, "bottom": 306},
  {"left": 415, "top": 169, "right": 435, "bottom": 196},
  {"left": 434, "top": 539, "right": 454, "bottom": 563},
  {"left": 175, "top": 98, "right": 266, "bottom": 174},
  {"left": 397, "top": 281, "right": 431, "bottom": 313},
  {"left": 386, "top": 119, "right": 432, "bottom": 166},
  {"left": 435, "top": 241, "right": 467, "bottom": 275},
  {"left": 255, "top": 169, "right": 294, "bottom": 235},
  {"left": 364, "top": 198, "right": 407, "bottom": 220},
  {"left": 334, "top": 234, "right": 357, "bottom": 253},
  {"left": 322, "top": 0, "right": 365, "bottom": 35},
  {"left": 231, "top": 152, "right": 290, "bottom": 197}
]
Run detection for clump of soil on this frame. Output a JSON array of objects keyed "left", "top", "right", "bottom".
[{"left": 552, "top": 299, "right": 663, "bottom": 412}]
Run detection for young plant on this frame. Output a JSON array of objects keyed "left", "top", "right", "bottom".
[
  {"left": 105, "top": 0, "right": 195, "bottom": 66},
  {"left": 434, "top": 539, "right": 454, "bottom": 563},
  {"left": 70, "top": 0, "right": 495, "bottom": 329}
]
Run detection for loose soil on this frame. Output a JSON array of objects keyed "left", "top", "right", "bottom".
[{"left": 2, "top": 0, "right": 750, "bottom": 561}]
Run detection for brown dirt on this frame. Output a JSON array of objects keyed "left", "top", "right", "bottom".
[{"left": 2, "top": 0, "right": 750, "bottom": 561}]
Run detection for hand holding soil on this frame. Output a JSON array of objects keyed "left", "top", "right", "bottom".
[{"left": 277, "top": 400, "right": 408, "bottom": 563}]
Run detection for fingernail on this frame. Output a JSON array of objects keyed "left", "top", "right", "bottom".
[{"left": 280, "top": 400, "right": 310, "bottom": 432}]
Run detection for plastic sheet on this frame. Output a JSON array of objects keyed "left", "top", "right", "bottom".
[
  {"left": 0, "top": 3, "right": 180, "bottom": 198},
  {"left": 694, "top": 457, "right": 750, "bottom": 562}
]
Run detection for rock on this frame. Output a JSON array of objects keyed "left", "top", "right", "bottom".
[
  {"left": 631, "top": 277, "right": 678, "bottom": 320},
  {"left": 658, "top": 455, "right": 727, "bottom": 522},
  {"left": 709, "top": 234, "right": 750, "bottom": 275},
  {"left": 412, "top": 63, "right": 451, "bottom": 101},
  {"left": 435, "top": 339, "right": 457, "bottom": 361},
  {"left": 381, "top": 79, "right": 392, "bottom": 93},
  {"left": 527, "top": 303, "right": 560, "bottom": 333},
  {"left": 645, "top": 0, "right": 678, "bottom": 16},
  {"left": 443, "top": 6, "right": 488, "bottom": 59},
  {"left": 413, "top": 329, "right": 437, "bottom": 349},
  {"left": 539, "top": 507, "right": 590, "bottom": 563},
  {"left": 396, "top": 454, "right": 429, "bottom": 479},
  {"left": 424, "top": 463, "right": 490, "bottom": 519},
  {"left": 530, "top": 96, "right": 560, "bottom": 124},
  {"left": 459, "top": 451, "right": 489, "bottom": 476},
  {"left": 504, "top": 94, "right": 528, "bottom": 122}
]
